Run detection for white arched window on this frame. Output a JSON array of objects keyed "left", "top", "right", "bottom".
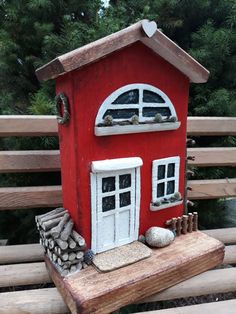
[{"left": 95, "top": 84, "right": 180, "bottom": 136}]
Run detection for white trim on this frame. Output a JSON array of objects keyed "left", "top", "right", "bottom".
[
  {"left": 152, "top": 156, "right": 180, "bottom": 204},
  {"left": 90, "top": 172, "right": 98, "bottom": 253},
  {"left": 150, "top": 200, "right": 183, "bottom": 211},
  {"left": 134, "top": 167, "right": 141, "bottom": 239},
  {"left": 95, "top": 83, "right": 178, "bottom": 125},
  {"left": 90, "top": 161, "right": 142, "bottom": 253},
  {"left": 91, "top": 157, "right": 143, "bottom": 173},
  {"left": 95, "top": 121, "right": 180, "bottom": 136}
]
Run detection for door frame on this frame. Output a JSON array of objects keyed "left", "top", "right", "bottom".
[{"left": 90, "top": 157, "right": 142, "bottom": 253}]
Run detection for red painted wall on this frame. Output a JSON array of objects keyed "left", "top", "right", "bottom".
[{"left": 57, "top": 42, "right": 189, "bottom": 247}]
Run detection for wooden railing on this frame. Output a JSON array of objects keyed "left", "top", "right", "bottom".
[{"left": 0, "top": 115, "right": 236, "bottom": 314}]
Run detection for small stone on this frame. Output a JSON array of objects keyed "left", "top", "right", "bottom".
[{"left": 145, "top": 227, "right": 175, "bottom": 248}]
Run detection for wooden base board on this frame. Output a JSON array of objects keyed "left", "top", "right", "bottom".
[{"left": 45, "top": 231, "right": 224, "bottom": 314}]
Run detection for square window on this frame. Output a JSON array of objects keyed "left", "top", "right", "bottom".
[
  {"left": 157, "top": 183, "right": 165, "bottom": 197},
  {"left": 119, "top": 174, "right": 131, "bottom": 189},
  {"left": 120, "top": 192, "right": 131, "bottom": 207},
  {"left": 167, "top": 163, "right": 175, "bottom": 177},
  {"left": 158, "top": 165, "right": 165, "bottom": 180},
  {"left": 167, "top": 180, "right": 175, "bottom": 195},
  {"left": 102, "top": 195, "right": 115, "bottom": 212},
  {"left": 102, "top": 177, "right": 115, "bottom": 193}
]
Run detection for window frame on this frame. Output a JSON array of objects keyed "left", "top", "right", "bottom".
[
  {"left": 95, "top": 83, "right": 178, "bottom": 125},
  {"left": 152, "top": 156, "right": 180, "bottom": 204}
]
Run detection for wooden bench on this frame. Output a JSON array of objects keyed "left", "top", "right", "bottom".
[{"left": 0, "top": 116, "right": 235, "bottom": 314}]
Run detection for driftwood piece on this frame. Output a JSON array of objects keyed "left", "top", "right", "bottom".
[
  {"left": 57, "top": 246, "right": 86, "bottom": 255},
  {"left": 70, "top": 265, "right": 77, "bottom": 273},
  {"left": 182, "top": 215, "right": 188, "bottom": 234},
  {"left": 39, "top": 210, "right": 66, "bottom": 225},
  {"left": 176, "top": 217, "right": 182, "bottom": 236},
  {"left": 36, "top": 207, "right": 65, "bottom": 224},
  {"left": 60, "top": 219, "right": 74, "bottom": 241},
  {"left": 188, "top": 213, "right": 193, "bottom": 232},
  {"left": 71, "top": 230, "right": 86, "bottom": 247},
  {"left": 63, "top": 259, "right": 83, "bottom": 268},
  {"left": 50, "top": 213, "right": 70, "bottom": 238},
  {"left": 68, "top": 252, "right": 76, "bottom": 261},
  {"left": 68, "top": 237, "right": 76, "bottom": 249},
  {"left": 193, "top": 212, "right": 198, "bottom": 231},
  {"left": 61, "top": 253, "right": 69, "bottom": 261},
  {"left": 42, "top": 217, "right": 62, "bottom": 231},
  {"left": 55, "top": 238, "right": 68, "bottom": 250},
  {"left": 76, "top": 251, "right": 84, "bottom": 259}
]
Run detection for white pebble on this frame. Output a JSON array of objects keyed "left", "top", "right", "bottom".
[{"left": 145, "top": 227, "right": 175, "bottom": 248}]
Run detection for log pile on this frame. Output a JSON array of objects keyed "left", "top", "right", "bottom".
[
  {"left": 35, "top": 208, "right": 87, "bottom": 276},
  {"left": 165, "top": 212, "right": 198, "bottom": 236}
]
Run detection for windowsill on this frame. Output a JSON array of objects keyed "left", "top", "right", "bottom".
[
  {"left": 150, "top": 200, "right": 183, "bottom": 211},
  {"left": 95, "top": 121, "right": 181, "bottom": 136}
]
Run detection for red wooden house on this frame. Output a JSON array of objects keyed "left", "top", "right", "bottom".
[{"left": 36, "top": 20, "right": 209, "bottom": 254}]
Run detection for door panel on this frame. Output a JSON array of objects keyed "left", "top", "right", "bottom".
[{"left": 95, "top": 168, "right": 138, "bottom": 253}]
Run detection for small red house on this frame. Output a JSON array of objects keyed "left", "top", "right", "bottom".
[{"left": 36, "top": 20, "right": 209, "bottom": 254}]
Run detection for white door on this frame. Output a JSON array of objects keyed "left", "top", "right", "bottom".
[{"left": 91, "top": 167, "right": 140, "bottom": 253}]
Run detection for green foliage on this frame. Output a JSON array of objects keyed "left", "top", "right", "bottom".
[{"left": 0, "top": 1, "right": 236, "bottom": 242}]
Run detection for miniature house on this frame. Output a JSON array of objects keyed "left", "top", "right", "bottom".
[{"left": 36, "top": 20, "right": 209, "bottom": 254}]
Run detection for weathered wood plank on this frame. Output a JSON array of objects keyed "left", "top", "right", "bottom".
[
  {"left": 0, "top": 150, "right": 60, "bottom": 173},
  {"left": 0, "top": 243, "right": 44, "bottom": 264},
  {"left": 0, "top": 115, "right": 57, "bottom": 137},
  {"left": 1, "top": 231, "right": 234, "bottom": 265},
  {"left": 139, "top": 268, "right": 236, "bottom": 303},
  {"left": 1, "top": 147, "right": 235, "bottom": 173},
  {"left": 0, "top": 186, "right": 62, "bottom": 210},
  {"left": 0, "top": 116, "right": 235, "bottom": 137},
  {"left": 46, "top": 232, "right": 224, "bottom": 314},
  {"left": 0, "top": 179, "right": 235, "bottom": 210},
  {"left": 0, "top": 262, "right": 51, "bottom": 287},
  {"left": 188, "top": 147, "right": 236, "bottom": 167},
  {"left": 188, "top": 179, "right": 236, "bottom": 199},
  {"left": 187, "top": 117, "right": 236, "bottom": 136},
  {"left": 135, "top": 299, "right": 236, "bottom": 314},
  {"left": 36, "top": 20, "right": 208, "bottom": 83},
  {"left": 204, "top": 228, "right": 236, "bottom": 244},
  {"left": 0, "top": 288, "right": 68, "bottom": 314},
  {"left": 224, "top": 245, "right": 236, "bottom": 264},
  {"left": 0, "top": 245, "right": 234, "bottom": 288}
]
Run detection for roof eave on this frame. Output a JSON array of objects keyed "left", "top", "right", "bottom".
[{"left": 36, "top": 20, "right": 209, "bottom": 84}]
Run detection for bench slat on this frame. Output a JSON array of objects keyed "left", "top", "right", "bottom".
[
  {"left": 0, "top": 151, "right": 60, "bottom": 173},
  {"left": 187, "top": 117, "right": 236, "bottom": 136},
  {"left": 135, "top": 299, "right": 236, "bottom": 314},
  {"left": 0, "top": 186, "right": 62, "bottom": 210},
  {"left": 0, "top": 243, "right": 44, "bottom": 264},
  {"left": 0, "top": 179, "right": 236, "bottom": 210},
  {"left": 0, "top": 269, "right": 236, "bottom": 313},
  {"left": 139, "top": 268, "right": 236, "bottom": 303},
  {"left": 0, "top": 245, "right": 235, "bottom": 288},
  {"left": 0, "top": 115, "right": 57, "bottom": 136},
  {"left": 0, "top": 147, "right": 235, "bottom": 173},
  {"left": 188, "top": 147, "right": 236, "bottom": 167},
  {"left": 0, "top": 262, "right": 51, "bottom": 287},
  {"left": 1, "top": 230, "right": 235, "bottom": 264},
  {"left": 0, "top": 288, "right": 68, "bottom": 314},
  {"left": 188, "top": 179, "right": 236, "bottom": 199},
  {"left": 204, "top": 228, "right": 236, "bottom": 244},
  {"left": 0, "top": 116, "right": 236, "bottom": 137}
]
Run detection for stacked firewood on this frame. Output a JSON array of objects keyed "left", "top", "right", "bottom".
[
  {"left": 35, "top": 207, "right": 87, "bottom": 276},
  {"left": 165, "top": 212, "right": 198, "bottom": 236}
]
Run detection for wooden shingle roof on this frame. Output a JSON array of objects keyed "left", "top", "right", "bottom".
[{"left": 36, "top": 20, "right": 209, "bottom": 83}]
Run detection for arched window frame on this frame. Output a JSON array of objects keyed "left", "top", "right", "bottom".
[{"left": 95, "top": 83, "right": 178, "bottom": 125}]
